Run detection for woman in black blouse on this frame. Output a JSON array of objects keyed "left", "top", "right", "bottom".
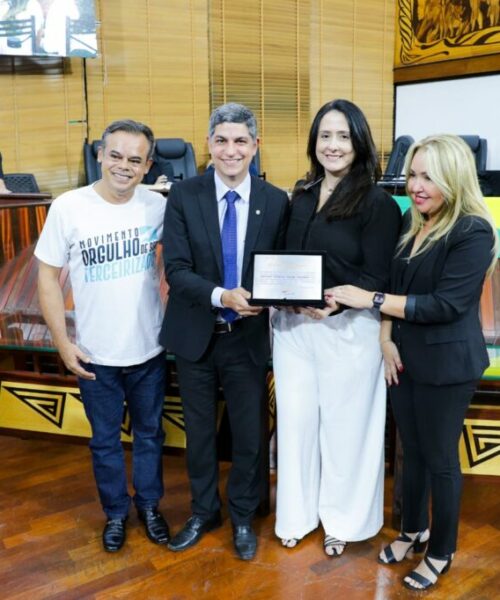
[
  {"left": 327, "top": 134, "right": 498, "bottom": 590},
  {"left": 273, "top": 99, "right": 401, "bottom": 556}
]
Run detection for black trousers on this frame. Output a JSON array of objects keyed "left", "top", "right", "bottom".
[
  {"left": 390, "top": 371, "right": 477, "bottom": 556},
  {"left": 175, "top": 327, "right": 268, "bottom": 526}
]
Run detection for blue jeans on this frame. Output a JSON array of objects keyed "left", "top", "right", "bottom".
[{"left": 79, "top": 352, "right": 166, "bottom": 519}]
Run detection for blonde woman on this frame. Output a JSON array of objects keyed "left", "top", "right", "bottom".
[{"left": 327, "top": 134, "right": 498, "bottom": 591}]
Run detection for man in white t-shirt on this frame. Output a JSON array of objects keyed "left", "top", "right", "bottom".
[{"left": 35, "top": 119, "right": 169, "bottom": 553}]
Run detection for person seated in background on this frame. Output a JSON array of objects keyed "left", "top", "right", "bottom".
[
  {"left": 142, "top": 150, "right": 175, "bottom": 186},
  {"left": 0, "top": 152, "right": 11, "bottom": 193},
  {"left": 327, "top": 134, "right": 498, "bottom": 591}
]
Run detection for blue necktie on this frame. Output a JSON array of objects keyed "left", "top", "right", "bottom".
[{"left": 221, "top": 190, "right": 239, "bottom": 323}]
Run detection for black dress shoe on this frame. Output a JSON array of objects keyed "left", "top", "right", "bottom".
[
  {"left": 233, "top": 525, "right": 257, "bottom": 560},
  {"left": 102, "top": 518, "right": 127, "bottom": 552},
  {"left": 137, "top": 508, "right": 170, "bottom": 545},
  {"left": 168, "top": 513, "right": 222, "bottom": 552}
]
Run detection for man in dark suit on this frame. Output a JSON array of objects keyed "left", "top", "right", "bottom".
[{"left": 160, "top": 103, "right": 289, "bottom": 560}]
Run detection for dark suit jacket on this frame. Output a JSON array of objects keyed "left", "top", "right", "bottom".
[
  {"left": 160, "top": 171, "right": 289, "bottom": 364},
  {"left": 391, "top": 213, "right": 494, "bottom": 385}
]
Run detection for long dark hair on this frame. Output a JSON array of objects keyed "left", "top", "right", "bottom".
[{"left": 297, "top": 99, "right": 381, "bottom": 219}]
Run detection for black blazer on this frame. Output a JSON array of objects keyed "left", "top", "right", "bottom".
[
  {"left": 160, "top": 171, "right": 289, "bottom": 364},
  {"left": 391, "top": 213, "right": 494, "bottom": 385}
]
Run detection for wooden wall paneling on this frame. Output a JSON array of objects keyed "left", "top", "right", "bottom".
[
  {"left": 0, "top": 59, "right": 18, "bottom": 178},
  {"left": 310, "top": 0, "right": 395, "bottom": 170},
  {"left": 86, "top": 1, "right": 153, "bottom": 134},
  {"left": 261, "top": 1, "right": 311, "bottom": 189},
  {"left": 146, "top": 0, "right": 210, "bottom": 168},
  {"left": 310, "top": 0, "right": 356, "bottom": 109},
  {"left": 209, "top": 0, "right": 311, "bottom": 189},
  {"left": 1, "top": 0, "right": 395, "bottom": 198},
  {"left": 0, "top": 58, "right": 87, "bottom": 197},
  {"left": 86, "top": 0, "right": 210, "bottom": 171},
  {"left": 352, "top": 0, "right": 395, "bottom": 165}
]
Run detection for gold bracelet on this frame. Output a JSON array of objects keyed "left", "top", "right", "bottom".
[{"left": 380, "top": 339, "right": 392, "bottom": 345}]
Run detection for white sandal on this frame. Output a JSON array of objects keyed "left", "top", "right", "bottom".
[
  {"left": 324, "top": 535, "right": 346, "bottom": 557},
  {"left": 281, "top": 538, "right": 299, "bottom": 548}
]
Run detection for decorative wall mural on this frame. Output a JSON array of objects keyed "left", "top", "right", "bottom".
[{"left": 396, "top": 0, "right": 500, "bottom": 67}]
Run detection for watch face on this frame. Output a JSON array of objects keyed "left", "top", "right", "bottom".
[{"left": 373, "top": 292, "right": 385, "bottom": 308}]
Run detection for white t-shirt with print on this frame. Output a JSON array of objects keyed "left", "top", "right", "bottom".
[{"left": 35, "top": 184, "right": 166, "bottom": 366}]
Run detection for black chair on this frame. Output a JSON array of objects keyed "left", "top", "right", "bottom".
[
  {"left": 154, "top": 138, "right": 197, "bottom": 181},
  {"left": 378, "top": 135, "right": 414, "bottom": 195},
  {"left": 251, "top": 148, "right": 265, "bottom": 179},
  {"left": 83, "top": 140, "right": 102, "bottom": 184},
  {"left": 3, "top": 173, "right": 40, "bottom": 193},
  {"left": 0, "top": 17, "right": 36, "bottom": 54},
  {"left": 459, "top": 135, "right": 488, "bottom": 172},
  {"left": 383, "top": 135, "right": 414, "bottom": 180},
  {"left": 478, "top": 171, "right": 500, "bottom": 196},
  {"left": 83, "top": 138, "right": 198, "bottom": 185}
]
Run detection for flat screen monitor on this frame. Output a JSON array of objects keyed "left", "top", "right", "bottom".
[{"left": 0, "top": 0, "right": 97, "bottom": 58}]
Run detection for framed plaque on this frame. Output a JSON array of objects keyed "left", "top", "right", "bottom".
[{"left": 249, "top": 251, "right": 325, "bottom": 306}]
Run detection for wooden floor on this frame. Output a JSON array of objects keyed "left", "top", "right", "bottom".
[{"left": 0, "top": 435, "right": 499, "bottom": 600}]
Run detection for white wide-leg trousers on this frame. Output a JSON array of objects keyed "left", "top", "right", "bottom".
[{"left": 273, "top": 308, "right": 386, "bottom": 541}]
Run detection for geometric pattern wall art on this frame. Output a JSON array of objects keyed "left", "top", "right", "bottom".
[
  {"left": 2, "top": 384, "right": 67, "bottom": 428},
  {"left": 460, "top": 418, "right": 500, "bottom": 475},
  {"left": 0, "top": 378, "right": 277, "bottom": 451},
  {"left": 0, "top": 381, "right": 189, "bottom": 447},
  {"left": 2, "top": 379, "right": 498, "bottom": 474}
]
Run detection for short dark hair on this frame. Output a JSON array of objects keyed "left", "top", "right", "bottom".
[
  {"left": 101, "top": 119, "right": 155, "bottom": 159},
  {"left": 208, "top": 103, "right": 258, "bottom": 140},
  {"left": 302, "top": 99, "right": 381, "bottom": 219}
]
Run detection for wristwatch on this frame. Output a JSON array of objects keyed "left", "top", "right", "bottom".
[{"left": 372, "top": 292, "right": 385, "bottom": 309}]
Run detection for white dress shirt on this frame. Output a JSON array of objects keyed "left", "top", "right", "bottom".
[{"left": 210, "top": 171, "right": 251, "bottom": 308}]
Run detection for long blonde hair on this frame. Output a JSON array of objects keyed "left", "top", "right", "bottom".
[{"left": 399, "top": 134, "right": 499, "bottom": 275}]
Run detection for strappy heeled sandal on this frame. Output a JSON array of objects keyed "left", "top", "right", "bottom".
[
  {"left": 281, "top": 538, "right": 300, "bottom": 548},
  {"left": 378, "top": 529, "right": 429, "bottom": 564},
  {"left": 403, "top": 552, "right": 453, "bottom": 591},
  {"left": 324, "top": 535, "right": 346, "bottom": 557}
]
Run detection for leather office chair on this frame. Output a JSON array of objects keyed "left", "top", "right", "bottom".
[
  {"left": 3, "top": 174, "right": 40, "bottom": 193},
  {"left": 478, "top": 171, "right": 500, "bottom": 196},
  {"left": 459, "top": 135, "right": 488, "bottom": 172},
  {"left": 378, "top": 135, "right": 414, "bottom": 195},
  {"left": 155, "top": 138, "right": 197, "bottom": 181},
  {"left": 382, "top": 135, "right": 415, "bottom": 180},
  {"left": 251, "top": 148, "right": 265, "bottom": 179},
  {"left": 83, "top": 140, "right": 102, "bottom": 184}
]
